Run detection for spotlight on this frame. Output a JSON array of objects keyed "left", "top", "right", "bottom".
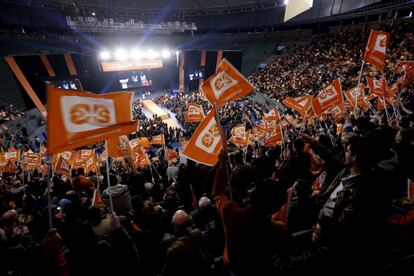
[
  {"left": 147, "top": 49, "right": 159, "bottom": 59},
  {"left": 92, "top": 12, "right": 96, "bottom": 16},
  {"left": 99, "top": 51, "right": 111, "bottom": 60},
  {"left": 115, "top": 49, "right": 128, "bottom": 61},
  {"left": 161, "top": 49, "right": 171, "bottom": 59},
  {"left": 131, "top": 48, "right": 143, "bottom": 60},
  {"left": 284, "top": 0, "right": 289, "bottom": 5}
]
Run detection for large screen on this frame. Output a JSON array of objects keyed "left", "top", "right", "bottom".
[
  {"left": 101, "top": 59, "right": 163, "bottom": 72},
  {"left": 119, "top": 71, "right": 152, "bottom": 89}
]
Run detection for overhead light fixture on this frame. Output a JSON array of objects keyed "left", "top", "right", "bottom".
[
  {"left": 99, "top": 51, "right": 111, "bottom": 60},
  {"left": 92, "top": 12, "right": 96, "bottom": 16},
  {"left": 161, "top": 49, "right": 171, "bottom": 59},
  {"left": 115, "top": 49, "right": 128, "bottom": 61}
]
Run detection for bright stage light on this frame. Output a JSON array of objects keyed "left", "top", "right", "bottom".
[
  {"left": 284, "top": 0, "right": 289, "bottom": 5},
  {"left": 147, "top": 49, "right": 160, "bottom": 59},
  {"left": 99, "top": 51, "right": 111, "bottom": 60},
  {"left": 131, "top": 48, "right": 143, "bottom": 60},
  {"left": 115, "top": 49, "right": 128, "bottom": 61},
  {"left": 161, "top": 49, "right": 171, "bottom": 59}
]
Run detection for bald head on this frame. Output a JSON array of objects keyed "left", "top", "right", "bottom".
[{"left": 172, "top": 210, "right": 190, "bottom": 229}]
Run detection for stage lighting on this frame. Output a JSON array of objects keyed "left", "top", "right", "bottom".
[
  {"left": 131, "top": 48, "right": 143, "bottom": 60},
  {"left": 99, "top": 51, "right": 111, "bottom": 60},
  {"left": 115, "top": 49, "right": 128, "bottom": 61},
  {"left": 161, "top": 49, "right": 171, "bottom": 59},
  {"left": 284, "top": 0, "right": 289, "bottom": 5},
  {"left": 147, "top": 49, "right": 160, "bottom": 59}
]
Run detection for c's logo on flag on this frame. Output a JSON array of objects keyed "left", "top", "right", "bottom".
[
  {"left": 318, "top": 86, "right": 337, "bottom": 104},
  {"left": 374, "top": 34, "right": 387, "bottom": 54},
  {"left": 195, "top": 117, "right": 220, "bottom": 153},
  {"left": 70, "top": 104, "right": 111, "bottom": 125},
  {"left": 61, "top": 96, "right": 116, "bottom": 132},
  {"left": 210, "top": 71, "right": 238, "bottom": 99}
]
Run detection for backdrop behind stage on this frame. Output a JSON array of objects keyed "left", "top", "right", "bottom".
[{"left": 6, "top": 50, "right": 243, "bottom": 109}]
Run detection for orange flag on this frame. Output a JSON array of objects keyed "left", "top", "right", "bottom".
[
  {"left": 200, "top": 59, "right": 254, "bottom": 107},
  {"left": 386, "top": 82, "right": 400, "bottom": 106},
  {"left": 47, "top": 86, "right": 138, "bottom": 154},
  {"left": 39, "top": 145, "right": 47, "bottom": 157},
  {"left": 107, "top": 135, "right": 130, "bottom": 158},
  {"left": 262, "top": 108, "right": 281, "bottom": 121},
  {"left": 312, "top": 79, "right": 344, "bottom": 115},
  {"left": 77, "top": 149, "right": 94, "bottom": 160},
  {"left": 264, "top": 124, "right": 283, "bottom": 147},
  {"left": 5, "top": 149, "right": 20, "bottom": 162},
  {"left": 3, "top": 160, "right": 17, "bottom": 173},
  {"left": 166, "top": 149, "right": 179, "bottom": 162},
  {"left": 283, "top": 95, "right": 313, "bottom": 116},
  {"left": 182, "top": 108, "right": 225, "bottom": 166},
  {"left": 85, "top": 156, "right": 97, "bottom": 173},
  {"left": 367, "top": 76, "right": 387, "bottom": 97},
  {"left": 229, "top": 124, "right": 250, "bottom": 147},
  {"left": 92, "top": 186, "right": 106, "bottom": 210},
  {"left": 184, "top": 103, "right": 205, "bottom": 122},
  {"left": 329, "top": 104, "right": 346, "bottom": 123},
  {"left": 364, "top": 30, "right": 390, "bottom": 71},
  {"left": 398, "top": 61, "right": 414, "bottom": 86},
  {"left": 55, "top": 157, "right": 71, "bottom": 176},
  {"left": 345, "top": 85, "right": 371, "bottom": 111},
  {"left": 151, "top": 134, "right": 165, "bottom": 145}
]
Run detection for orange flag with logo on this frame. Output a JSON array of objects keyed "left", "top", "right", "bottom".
[
  {"left": 312, "top": 79, "right": 343, "bottom": 115},
  {"left": 107, "top": 135, "right": 130, "bottom": 158},
  {"left": 386, "top": 82, "right": 400, "bottom": 106},
  {"left": 345, "top": 85, "right": 371, "bottom": 111},
  {"left": 200, "top": 59, "right": 255, "bottom": 107},
  {"left": 264, "top": 124, "right": 283, "bottom": 147},
  {"left": 329, "top": 104, "right": 346, "bottom": 123},
  {"left": 151, "top": 134, "right": 165, "bottom": 145},
  {"left": 398, "top": 61, "right": 414, "bottom": 86},
  {"left": 47, "top": 86, "right": 138, "bottom": 154},
  {"left": 39, "top": 145, "right": 47, "bottom": 157},
  {"left": 182, "top": 108, "right": 225, "bottom": 166},
  {"left": 55, "top": 156, "right": 71, "bottom": 176},
  {"left": 184, "top": 103, "right": 205, "bottom": 122},
  {"left": 262, "top": 108, "right": 281, "bottom": 121},
  {"left": 364, "top": 30, "right": 390, "bottom": 71},
  {"left": 229, "top": 124, "right": 250, "bottom": 147},
  {"left": 283, "top": 95, "right": 313, "bottom": 116},
  {"left": 5, "top": 149, "right": 20, "bottom": 162},
  {"left": 367, "top": 77, "right": 387, "bottom": 97}
]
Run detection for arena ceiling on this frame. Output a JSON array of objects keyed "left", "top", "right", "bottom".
[{"left": 25, "top": 0, "right": 283, "bottom": 12}]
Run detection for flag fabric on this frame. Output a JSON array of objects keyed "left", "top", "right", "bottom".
[
  {"left": 312, "top": 79, "right": 344, "bottom": 115},
  {"left": 398, "top": 61, "right": 414, "bottom": 86},
  {"left": 184, "top": 103, "right": 205, "bottom": 122},
  {"left": 262, "top": 108, "right": 281, "bottom": 121},
  {"left": 39, "top": 145, "right": 47, "bottom": 157},
  {"left": 151, "top": 134, "right": 165, "bottom": 145},
  {"left": 264, "top": 124, "right": 283, "bottom": 147},
  {"left": 386, "top": 82, "right": 400, "bottom": 106},
  {"left": 47, "top": 86, "right": 138, "bottom": 154},
  {"left": 283, "top": 95, "right": 313, "bottom": 116},
  {"left": 229, "top": 124, "right": 250, "bottom": 147},
  {"left": 107, "top": 135, "right": 130, "bottom": 158},
  {"left": 77, "top": 149, "right": 94, "bottom": 160},
  {"left": 85, "top": 156, "right": 97, "bottom": 173},
  {"left": 329, "top": 104, "right": 346, "bottom": 123},
  {"left": 312, "top": 171, "right": 327, "bottom": 191},
  {"left": 3, "top": 160, "right": 17, "bottom": 173},
  {"left": 364, "top": 30, "right": 390, "bottom": 71},
  {"left": 60, "top": 150, "right": 76, "bottom": 166},
  {"left": 72, "top": 157, "right": 86, "bottom": 170},
  {"left": 55, "top": 157, "right": 71, "bottom": 176},
  {"left": 4, "top": 149, "right": 20, "bottom": 162},
  {"left": 345, "top": 85, "right": 371, "bottom": 111},
  {"left": 129, "top": 140, "right": 150, "bottom": 168},
  {"left": 200, "top": 59, "right": 255, "bottom": 107},
  {"left": 166, "top": 149, "right": 179, "bottom": 162},
  {"left": 182, "top": 108, "right": 225, "bottom": 166},
  {"left": 92, "top": 186, "right": 106, "bottom": 210},
  {"left": 367, "top": 77, "right": 387, "bottom": 97}
]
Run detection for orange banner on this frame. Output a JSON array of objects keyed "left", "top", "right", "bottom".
[
  {"left": 345, "top": 85, "right": 371, "bottom": 111},
  {"left": 264, "top": 125, "right": 283, "bottom": 147},
  {"left": 47, "top": 86, "right": 138, "bottom": 154},
  {"left": 364, "top": 30, "right": 390, "bottom": 71},
  {"left": 107, "top": 135, "right": 130, "bottom": 158},
  {"left": 151, "top": 134, "right": 165, "bottom": 145},
  {"left": 182, "top": 108, "right": 224, "bottom": 166},
  {"left": 312, "top": 79, "right": 343, "bottom": 115},
  {"left": 283, "top": 95, "right": 313, "bottom": 116},
  {"left": 184, "top": 103, "right": 205, "bottom": 122},
  {"left": 262, "top": 108, "right": 281, "bottom": 121},
  {"left": 201, "top": 59, "right": 254, "bottom": 107},
  {"left": 367, "top": 77, "right": 387, "bottom": 97},
  {"left": 55, "top": 157, "right": 71, "bottom": 176}
]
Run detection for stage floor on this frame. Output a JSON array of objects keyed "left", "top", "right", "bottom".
[{"left": 140, "top": 99, "right": 182, "bottom": 130}]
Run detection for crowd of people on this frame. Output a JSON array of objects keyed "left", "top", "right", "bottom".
[{"left": 0, "top": 21, "right": 414, "bottom": 276}]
